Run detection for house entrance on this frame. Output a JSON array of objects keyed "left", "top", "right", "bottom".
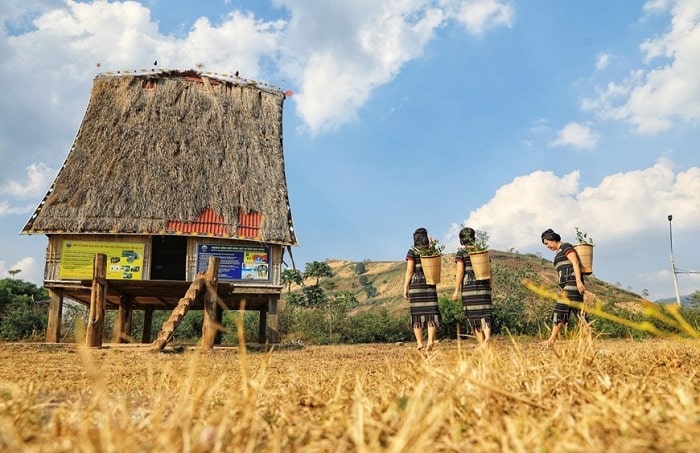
[{"left": 151, "top": 236, "right": 187, "bottom": 280}]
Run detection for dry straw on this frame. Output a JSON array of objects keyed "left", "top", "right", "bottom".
[
  {"left": 0, "top": 288, "right": 699, "bottom": 451},
  {"left": 23, "top": 72, "right": 295, "bottom": 243}
]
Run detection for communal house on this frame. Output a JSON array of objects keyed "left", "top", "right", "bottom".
[{"left": 21, "top": 69, "right": 297, "bottom": 348}]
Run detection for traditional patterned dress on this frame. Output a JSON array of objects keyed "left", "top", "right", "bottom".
[
  {"left": 552, "top": 242, "right": 584, "bottom": 324},
  {"left": 455, "top": 249, "right": 493, "bottom": 332},
  {"left": 406, "top": 248, "right": 441, "bottom": 329}
]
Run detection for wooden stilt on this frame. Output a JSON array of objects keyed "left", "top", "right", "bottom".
[
  {"left": 113, "top": 295, "right": 133, "bottom": 343},
  {"left": 266, "top": 295, "right": 280, "bottom": 343},
  {"left": 142, "top": 306, "right": 153, "bottom": 343},
  {"left": 201, "top": 257, "right": 221, "bottom": 349},
  {"left": 46, "top": 288, "right": 63, "bottom": 343},
  {"left": 86, "top": 253, "right": 107, "bottom": 348},
  {"left": 259, "top": 308, "right": 267, "bottom": 344}
]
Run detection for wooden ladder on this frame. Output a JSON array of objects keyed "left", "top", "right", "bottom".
[{"left": 152, "top": 257, "right": 221, "bottom": 351}]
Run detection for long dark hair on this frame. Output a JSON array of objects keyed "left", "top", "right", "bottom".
[{"left": 413, "top": 228, "right": 429, "bottom": 247}]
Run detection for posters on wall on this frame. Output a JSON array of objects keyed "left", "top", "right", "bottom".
[
  {"left": 59, "top": 240, "right": 145, "bottom": 280},
  {"left": 196, "top": 244, "right": 269, "bottom": 281}
]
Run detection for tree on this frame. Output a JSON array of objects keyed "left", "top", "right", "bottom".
[
  {"left": 285, "top": 293, "right": 306, "bottom": 307},
  {"left": 0, "top": 278, "right": 49, "bottom": 341},
  {"left": 303, "top": 261, "right": 334, "bottom": 286},
  {"left": 302, "top": 285, "right": 327, "bottom": 308},
  {"left": 689, "top": 290, "right": 700, "bottom": 307},
  {"left": 354, "top": 262, "right": 367, "bottom": 275},
  {"left": 363, "top": 285, "right": 377, "bottom": 298},
  {"left": 327, "top": 290, "right": 358, "bottom": 338},
  {"left": 281, "top": 268, "right": 303, "bottom": 293}
]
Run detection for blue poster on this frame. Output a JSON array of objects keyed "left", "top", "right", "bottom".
[{"left": 196, "top": 244, "right": 269, "bottom": 281}]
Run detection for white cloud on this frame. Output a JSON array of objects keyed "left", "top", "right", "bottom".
[
  {"left": 276, "top": 0, "right": 513, "bottom": 133},
  {"left": 0, "top": 1, "right": 287, "bottom": 192},
  {"left": 595, "top": 53, "right": 610, "bottom": 71},
  {"left": 448, "top": 159, "right": 700, "bottom": 252},
  {"left": 447, "top": 169, "right": 580, "bottom": 250},
  {"left": 450, "top": 0, "right": 515, "bottom": 35},
  {"left": 549, "top": 122, "right": 598, "bottom": 149},
  {"left": 5, "top": 1, "right": 281, "bottom": 78},
  {"left": 176, "top": 12, "right": 284, "bottom": 75},
  {"left": 0, "top": 256, "right": 37, "bottom": 282},
  {"left": 1, "top": 163, "right": 55, "bottom": 198},
  {"left": 0, "top": 163, "right": 55, "bottom": 217},
  {"left": 0, "top": 0, "right": 514, "bottom": 150},
  {"left": 583, "top": 0, "right": 700, "bottom": 134}
]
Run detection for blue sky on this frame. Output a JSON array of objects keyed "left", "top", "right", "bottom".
[{"left": 0, "top": 0, "right": 698, "bottom": 301}]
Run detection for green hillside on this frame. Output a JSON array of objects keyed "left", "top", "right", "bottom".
[{"left": 286, "top": 250, "right": 645, "bottom": 318}]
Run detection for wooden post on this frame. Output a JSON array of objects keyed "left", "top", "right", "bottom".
[
  {"left": 201, "top": 256, "right": 220, "bottom": 349},
  {"left": 142, "top": 306, "right": 153, "bottom": 343},
  {"left": 259, "top": 308, "right": 267, "bottom": 344},
  {"left": 113, "top": 295, "right": 133, "bottom": 343},
  {"left": 266, "top": 295, "right": 280, "bottom": 343},
  {"left": 45, "top": 288, "right": 63, "bottom": 343},
  {"left": 86, "top": 253, "right": 107, "bottom": 348}
]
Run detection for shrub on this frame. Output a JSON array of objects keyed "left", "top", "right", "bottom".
[
  {"left": 438, "top": 295, "right": 464, "bottom": 339},
  {"left": 0, "top": 306, "right": 47, "bottom": 341},
  {"left": 340, "top": 308, "right": 411, "bottom": 344},
  {"left": 221, "top": 311, "right": 260, "bottom": 344}
]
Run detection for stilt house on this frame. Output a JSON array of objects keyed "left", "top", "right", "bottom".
[{"left": 21, "top": 69, "right": 297, "bottom": 346}]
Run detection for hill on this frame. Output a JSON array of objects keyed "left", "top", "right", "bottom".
[
  {"left": 656, "top": 295, "right": 696, "bottom": 305},
  {"left": 287, "top": 250, "right": 647, "bottom": 316}
]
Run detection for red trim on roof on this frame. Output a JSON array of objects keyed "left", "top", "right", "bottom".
[{"left": 165, "top": 208, "right": 261, "bottom": 238}]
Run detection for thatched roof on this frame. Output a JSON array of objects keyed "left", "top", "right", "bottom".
[{"left": 22, "top": 70, "right": 297, "bottom": 245}]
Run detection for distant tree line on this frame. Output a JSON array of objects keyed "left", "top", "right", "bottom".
[{"left": 1, "top": 265, "right": 699, "bottom": 344}]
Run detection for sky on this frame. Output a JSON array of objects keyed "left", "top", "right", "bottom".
[{"left": 0, "top": 0, "right": 698, "bottom": 302}]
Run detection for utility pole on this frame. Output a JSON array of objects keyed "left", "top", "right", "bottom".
[{"left": 668, "top": 214, "right": 682, "bottom": 306}]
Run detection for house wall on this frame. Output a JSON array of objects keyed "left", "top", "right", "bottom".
[{"left": 44, "top": 234, "right": 282, "bottom": 286}]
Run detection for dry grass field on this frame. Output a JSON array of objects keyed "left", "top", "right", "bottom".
[{"left": 1, "top": 332, "right": 698, "bottom": 452}]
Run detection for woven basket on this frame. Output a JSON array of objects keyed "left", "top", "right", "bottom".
[
  {"left": 420, "top": 255, "right": 441, "bottom": 285},
  {"left": 469, "top": 250, "right": 491, "bottom": 280},
  {"left": 573, "top": 244, "right": 594, "bottom": 275}
]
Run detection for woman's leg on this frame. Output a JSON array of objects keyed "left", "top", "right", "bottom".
[
  {"left": 413, "top": 327, "right": 424, "bottom": 349},
  {"left": 545, "top": 321, "right": 563, "bottom": 346},
  {"left": 481, "top": 318, "right": 492, "bottom": 346},
  {"left": 426, "top": 325, "right": 437, "bottom": 350},
  {"left": 474, "top": 329, "right": 485, "bottom": 345}
]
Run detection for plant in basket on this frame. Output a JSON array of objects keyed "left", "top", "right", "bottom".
[
  {"left": 463, "top": 229, "right": 491, "bottom": 280},
  {"left": 414, "top": 237, "right": 445, "bottom": 257},
  {"left": 466, "top": 230, "right": 489, "bottom": 253},
  {"left": 574, "top": 227, "right": 594, "bottom": 275},
  {"left": 575, "top": 227, "right": 594, "bottom": 245},
  {"left": 414, "top": 237, "right": 444, "bottom": 285}
]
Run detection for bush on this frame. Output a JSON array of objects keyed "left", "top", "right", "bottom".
[
  {"left": 279, "top": 304, "right": 330, "bottom": 344},
  {"left": 0, "top": 279, "right": 49, "bottom": 341},
  {"left": 438, "top": 295, "right": 464, "bottom": 339},
  {"left": 340, "top": 308, "right": 412, "bottom": 344},
  {"left": 0, "top": 305, "right": 47, "bottom": 341},
  {"left": 221, "top": 311, "right": 260, "bottom": 344}
]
